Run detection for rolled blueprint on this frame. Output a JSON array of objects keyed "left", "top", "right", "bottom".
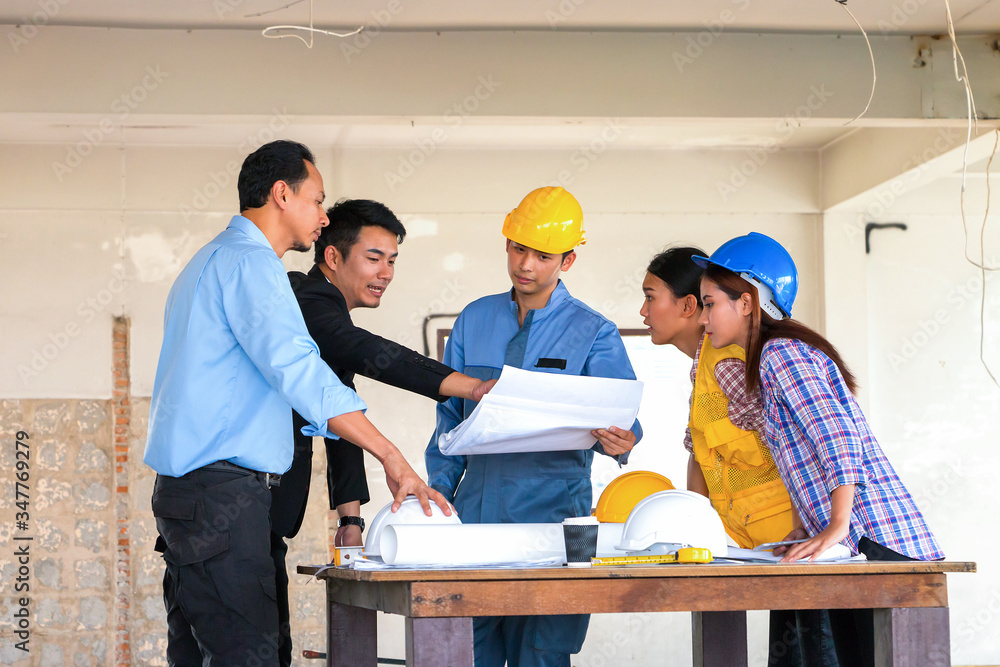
[
  {"left": 596, "top": 522, "right": 625, "bottom": 557},
  {"left": 380, "top": 522, "right": 628, "bottom": 566}
]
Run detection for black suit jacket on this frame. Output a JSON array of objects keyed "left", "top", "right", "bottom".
[{"left": 270, "top": 265, "right": 455, "bottom": 538}]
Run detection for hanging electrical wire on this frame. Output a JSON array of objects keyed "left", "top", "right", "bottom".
[
  {"left": 834, "top": 0, "right": 876, "bottom": 125},
  {"left": 975, "top": 130, "right": 999, "bottom": 387},
  {"left": 260, "top": 0, "right": 364, "bottom": 49},
  {"left": 944, "top": 0, "right": 997, "bottom": 270},
  {"left": 942, "top": 0, "right": 1000, "bottom": 387}
]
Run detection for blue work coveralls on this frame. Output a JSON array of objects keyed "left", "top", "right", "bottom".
[{"left": 426, "top": 282, "right": 642, "bottom": 667}]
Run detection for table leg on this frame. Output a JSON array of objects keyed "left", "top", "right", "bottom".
[
  {"left": 405, "top": 617, "right": 474, "bottom": 667},
  {"left": 874, "top": 607, "right": 950, "bottom": 667},
  {"left": 327, "top": 581, "right": 377, "bottom": 667},
  {"left": 692, "top": 611, "right": 748, "bottom": 667}
]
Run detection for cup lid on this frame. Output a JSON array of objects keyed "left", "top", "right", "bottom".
[{"left": 563, "top": 516, "right": 599, "bottom": 525}]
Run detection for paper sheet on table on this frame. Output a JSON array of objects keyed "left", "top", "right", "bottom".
[
  {"left": 438, "top": 365, "right": 643, "bottom": 456},
  {"left": 351, "top": 556, "right": 565, "bottom": 570},
  {"left": 725, "top": 544, "right": 866, "bottom": 563}
]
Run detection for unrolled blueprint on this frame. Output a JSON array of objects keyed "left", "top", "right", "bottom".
[{"left": 437, "top": 365, "right": 643, "bottom": 456}]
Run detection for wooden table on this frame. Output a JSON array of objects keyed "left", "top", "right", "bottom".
[{"left": 299, "top": 560, "right": 975, "bottom": 667}]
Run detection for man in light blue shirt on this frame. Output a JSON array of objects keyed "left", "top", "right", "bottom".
[
  {"left": 145, "top": 140, "right": 449, "bottom": 666},
  {"left": 425, "top": 187, "right": 641, "bottom": 667}
]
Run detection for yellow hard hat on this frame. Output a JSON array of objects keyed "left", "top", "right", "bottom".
[
  {"left": 594, "top": 471, "right": 675, "bottom": 523},
  {"left": 501, "top": 186, "right": 587, "bottom": 254}
]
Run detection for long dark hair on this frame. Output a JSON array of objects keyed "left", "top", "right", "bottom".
[
  {"left": 703, "top": 264, "right": 857, "bottom": 395},
  {"left": 647, "top": 246, "right": 706, "bottom": 305}
]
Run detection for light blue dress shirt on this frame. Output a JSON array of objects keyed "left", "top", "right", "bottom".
[{"left": 144, "top": 216, "right": 366, "bottom": 477}]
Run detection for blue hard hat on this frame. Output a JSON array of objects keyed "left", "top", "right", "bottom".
[{"left": 692, "top": 232, "right": 798, "bottom": 318}]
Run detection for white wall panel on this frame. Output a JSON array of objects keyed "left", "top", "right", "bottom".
[
  {"left": 864, "top": 212, "right": 999, "bottom": 664},
  {"left": 0, "top": 211, "right": 121, "bottom": 398}
]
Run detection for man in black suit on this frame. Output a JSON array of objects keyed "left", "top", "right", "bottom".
[{"left": 271, "top": 198, "right": 492, "bottom": 666}]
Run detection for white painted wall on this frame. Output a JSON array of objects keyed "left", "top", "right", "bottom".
[
  {"left": 816, "top": 170, "right": 1000, "bottom": 665},
  {"left": 860, "top": 178, "right": 1000, "bottom": 665},
  {"left": 0, "top": 142, "right": 822, "bottom": 399}
]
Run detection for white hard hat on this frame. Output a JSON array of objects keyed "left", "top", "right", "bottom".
[
  {"left": 363, "top": 496, "right": 461, "bottom": 557},
  {"left": 616, "top": 490, "right": 728, "bottom": 556}
]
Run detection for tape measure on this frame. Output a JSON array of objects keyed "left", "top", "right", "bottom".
[
  {"left": 333, "top": 546, "right": 362, "bottom": 566},
  {"left": 590, "top": 547, "right": 713, "bottom": 566}
]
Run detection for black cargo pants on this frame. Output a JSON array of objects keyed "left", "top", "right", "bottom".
[{"left": 152, "top": 467, "right": 280, "bottom": 666}]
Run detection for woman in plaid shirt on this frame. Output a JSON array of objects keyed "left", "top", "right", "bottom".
[
  {"left": 643, "top": 246, "right": 839, "bottom": 666},
  {"left": 693, "top": 232, "right": 943, "bottom": 666}
]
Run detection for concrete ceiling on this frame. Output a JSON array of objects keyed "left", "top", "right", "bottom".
[
  {"left": 2, "top": 0, "right": 999, "bottom": 34},
  {"left": 3, "top": 1, "right": 996, "bottom": 186},
  {"left": 0, "top": 114, "right": 852, "bottom": 151}
]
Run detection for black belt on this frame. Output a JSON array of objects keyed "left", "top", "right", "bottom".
[{"left": 202, "top": 460, "right": 281, "bottom": 488}]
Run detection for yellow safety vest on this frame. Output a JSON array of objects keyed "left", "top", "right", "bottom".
[{"left": 688, "top": 336, "right": 794, "bottom": 549}]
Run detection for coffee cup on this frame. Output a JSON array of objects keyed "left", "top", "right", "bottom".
[{"left": 563, "top": 516, "right": 600, "bottom": 567}]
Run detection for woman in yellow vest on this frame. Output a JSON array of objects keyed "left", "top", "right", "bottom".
[{"left": 640, "top": 247, "right": 837, "bottom": 666}]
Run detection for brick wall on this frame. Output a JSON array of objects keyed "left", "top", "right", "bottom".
[{"left": 112, "top": 318, "right": 131, "bottom": 666}]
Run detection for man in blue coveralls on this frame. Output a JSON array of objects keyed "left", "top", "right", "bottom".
[{"left": 425, "top": 186, "right": 643, "bottom": 667}]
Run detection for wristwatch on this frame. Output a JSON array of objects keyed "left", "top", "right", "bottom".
[{"left": 337, "top": 516, "right": 365, "bottom": 531}]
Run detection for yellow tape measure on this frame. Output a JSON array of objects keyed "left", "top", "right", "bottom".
[{"left": 590, "top": 547, "right": 713, "bottom": 566}]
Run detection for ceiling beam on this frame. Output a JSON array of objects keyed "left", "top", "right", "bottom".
[
  {"left": 821, "top": 126, "right": 1000, "bottom": 214},
  {"left": 2, "top": 27, "right": 998, "bottom": 121}
]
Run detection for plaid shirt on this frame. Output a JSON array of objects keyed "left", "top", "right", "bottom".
[{"left": 759, "top": 338, "right": 943, "bottom": 560}]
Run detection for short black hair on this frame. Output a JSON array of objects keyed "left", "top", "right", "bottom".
[
  {"left": 314, "top": 198, "right": 407, "bottom": 264},
  {"left": 647, "top": 246, "right": 707, "bottom": 306},
  {"left": 237, "top": 140, "right": 315, "bottom": 211}
]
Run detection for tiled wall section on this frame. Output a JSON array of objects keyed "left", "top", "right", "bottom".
[
  {"left": 128, "top": 398, "right": 165, "bottom": 666},
  {"left": 0, "top": 400, "right": 115, "bottom": 666},
  {"left": 1, "top": 399, "right": 330, "bottom": 666}
]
